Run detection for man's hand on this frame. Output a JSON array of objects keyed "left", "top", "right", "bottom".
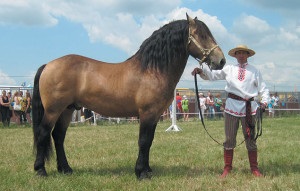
[{"left": 191, "top": 68, "right": 203, "bottom": 75}]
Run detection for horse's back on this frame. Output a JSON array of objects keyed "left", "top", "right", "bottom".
[
  {"left": 38, "top": 54, "right": 141, "bottom": 115},
  {"left": 38, "top": 54, "right": 173, "bottom": 118},
  {"left": 39, "top": 55, "right": 112, "bottom": 109}
]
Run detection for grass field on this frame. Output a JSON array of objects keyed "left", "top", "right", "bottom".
[{"left": 0, "top": 116, "right": 299, "bottom": 191}]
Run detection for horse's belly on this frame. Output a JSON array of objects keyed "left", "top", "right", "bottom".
[{"left": 90, "top": 102, "right": 139, "bottom": 118}]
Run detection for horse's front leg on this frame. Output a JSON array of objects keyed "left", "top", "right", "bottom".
[{"left": 135, "top": 119, "right": 157, "bottom": 180}]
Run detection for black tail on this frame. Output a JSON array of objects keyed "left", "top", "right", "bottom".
[{"left": 32, "top": 64, "right": 51, "bottom": 158}]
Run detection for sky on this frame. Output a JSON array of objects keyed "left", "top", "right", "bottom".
[{"left": 0, "top": 0, "right": 299, "bottom": 92}]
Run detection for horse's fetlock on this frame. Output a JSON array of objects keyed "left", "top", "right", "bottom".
[{"left": 35, "top": 167, "right": 48, "bottom": 177}]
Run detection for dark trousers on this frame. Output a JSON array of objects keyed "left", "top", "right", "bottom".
[{"left": 1, "top": 107, "right": 11, "bottom": 126}]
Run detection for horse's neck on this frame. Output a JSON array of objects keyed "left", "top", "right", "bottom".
[{"left": 166, "top": 56, "right": 189, "bottom": 82}]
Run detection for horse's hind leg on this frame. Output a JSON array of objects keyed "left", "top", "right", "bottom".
[
  {"left": 52, "top": 109, "right": 74, "bottom": 174},
  {"left": 135, "top": 117, "right": 158, "bottom": 180},
  {"left": 34, "top": 117, "right": 55, "bottom": 176}
]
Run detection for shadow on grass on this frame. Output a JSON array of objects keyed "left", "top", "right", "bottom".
[
  {"left": 46, "top": 164, "right": 223, "bottom": 179},
  {"left": 262, "top": 162, "right": 300, "bottom": 176},
  {"left": 45, "top": 161, "right": 300, "bottom": 179}
]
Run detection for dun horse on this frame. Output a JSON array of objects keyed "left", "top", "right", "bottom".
[{"left": 32, "top": 14, "right": 226, "bottom": 179}]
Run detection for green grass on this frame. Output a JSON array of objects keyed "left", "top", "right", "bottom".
[{"left": 0, "top": 116, "right": 300, "bottom": 191}]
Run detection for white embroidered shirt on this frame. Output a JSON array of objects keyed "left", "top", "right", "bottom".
[{"left": 200, "top": 63, "right": 270, "bottom": 117}]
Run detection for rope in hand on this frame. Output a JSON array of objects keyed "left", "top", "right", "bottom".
[
  {"left": 194, "top": 73, "right": 223, "bottom": 146},
  {"left": 193, "top": 72, "right": 263, "bottom": 147}
]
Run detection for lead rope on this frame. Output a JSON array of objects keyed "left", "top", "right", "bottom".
[
  {"left": 254, "top": 106, "right": 263, "bottom": 140},
  {"left": 193, "top": 73, "right": 267, "bottom": 147},
  {"left": 194, "top": 73, "right": 264, "bottom": 147},
  {"left": 194, "top": 73, "right": 223, "bottom": 146}
]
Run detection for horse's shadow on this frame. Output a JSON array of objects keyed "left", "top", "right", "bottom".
[
  {"left": 48, "top": 164, "right": 221, "bottom": 178},
  {"left": 47, "top": 162, "right": 300, "bottom": 178}
]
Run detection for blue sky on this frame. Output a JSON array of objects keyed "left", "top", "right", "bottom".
[{"left": 0, "top": 0, "right": 299, "bottom": 92}]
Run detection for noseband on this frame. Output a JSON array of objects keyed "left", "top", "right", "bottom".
[{"left": 188, "top": 29, "right": 219, "bottom": 65}]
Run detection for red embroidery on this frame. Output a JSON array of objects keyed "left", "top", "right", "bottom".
[{"left": 237, "top": 64, "right": 246, "bottom": 81}]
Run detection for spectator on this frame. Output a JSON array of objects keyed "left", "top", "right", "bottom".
[
  {"left": 7, "top": 92, "right": 14, "bottom": 123},
  {"left": 83, "top": 107, "right": 93, "bottom": 125},
  {"left": 25, "top": 92, "right": 32, "bottom": 124},
  {"left": 13, "top": 91, "right": 22, "bottom": 125},
  {"left": 206, "top": 92, "right": 215, "bottom": 120},
  {"left": 268, "top": 93, "right": 275, "bottom": 118},
  {"left": 215, "top": 93, "right": 223, "bottom": 119},
  {"left": 19, "top": 91, "right": 27, "bottom": 125},
  {"left": 0, "top": 90, "right": 11, "bottom": 126},
  {"left": 176, "top": 92, "right": 183, "bottom": 119},
  {"left": 181, "top": 95, "right": 189, "bottom": 121},
  {"left": 198, "top": 92, "right": 207, "bottom": 120}
]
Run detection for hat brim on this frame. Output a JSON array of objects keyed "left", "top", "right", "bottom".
[{"left": 228, "top": 47, "right": 255, "bottom": 57}]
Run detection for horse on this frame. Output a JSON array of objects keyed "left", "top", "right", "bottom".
[{"left": 32, "top": 14, "right": 226, "bottom": 180}]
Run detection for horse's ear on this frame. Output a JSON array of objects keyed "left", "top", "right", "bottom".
[
  {"left": 194, "top": 16, "right": 198, "bottom": 20},
  {"left": 186, "top": 13, "right": 196, "bottom": 27}
]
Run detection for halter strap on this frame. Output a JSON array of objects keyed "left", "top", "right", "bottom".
[{"left": 188, "top": 27, "right": 219, "bottom": 64}]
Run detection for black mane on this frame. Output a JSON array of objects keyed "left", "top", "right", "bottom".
[{"left": 136, "top": 20, "right": 189, "bottom": 72}]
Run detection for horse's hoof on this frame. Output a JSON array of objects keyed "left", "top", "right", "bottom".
[
  {"left": 36, "top": 168, "right": 48, "bottom": 177},
  {"left": 63, "top": 168, "right": 73, "bottom": 175},
  {"left": 138, "top": 171, "right": 152, "bottom": 181},
  {"left": 58, "top": 166, "right": 73, "bottom": 175}
]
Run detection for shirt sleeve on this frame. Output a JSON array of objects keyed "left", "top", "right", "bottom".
[
  {"left": 257, "top": 70, "right": 270, "bottom": 104},
  {"left": 200, "top": 65, "right": 227, "bottom": 81}
]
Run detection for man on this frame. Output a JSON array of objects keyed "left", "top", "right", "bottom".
[{"left": 192, "top": 45, "right": 269, "bottom": 177}]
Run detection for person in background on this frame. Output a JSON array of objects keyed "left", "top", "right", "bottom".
[
  {"left": 13, "top": 91, "right": 21, "bottom": 125},
  {"left": 7, "top": 92, "right": 14, "bottom": 123},
  {"left": 176, "top": 92, "right": 183, "bottom": 119},
  {"left": 0, "top": 90, "right": 11, "bottom": 126},
  {"left": 268, "top": 93, "right": 275, "bottom": 118},
  {"left": 215, "top": 93, "right": 223, "bottom": 119},
  {"left": 83, "top": 107, "right": 93, "bottom": 125},
  {"left": 25, "top": 92, "right": 32, "bottom": 124},
  {"left": 19, "top": 91, "right": 27, "bottom": 125},
  {"left": 181, "top": 95, "right": 189, "bottom": 121},
  {"left": 192, "top": 45, "right": 270, "bottom": 177},
  {"left": 198, "top": 93, "right": 207, "bottom": 120},
  {"left": 206, "top": 92, "right": 215, "bottom": 120}
]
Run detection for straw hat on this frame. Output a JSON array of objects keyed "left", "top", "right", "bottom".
[{"left": 228, "top": 45, "right": 255, "bottom": 57}]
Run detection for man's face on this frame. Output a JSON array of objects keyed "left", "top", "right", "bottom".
[{"left": 235, "top": 50, "right": 249, "bottom": 64}]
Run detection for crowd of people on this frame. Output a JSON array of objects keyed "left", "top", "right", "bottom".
[
  {"left": 0, "top": 90, "right": 32, "bottom": 127},
  {"left": 174, "top": 91, "right": 225, "bottom": 122}
]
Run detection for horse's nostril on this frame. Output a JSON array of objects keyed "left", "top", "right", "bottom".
[{"left": 220, "top": 58, "right": 226, "bottom": 66}]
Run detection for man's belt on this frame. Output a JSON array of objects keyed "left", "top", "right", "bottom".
[{"left": 228, "top": 93, "right": 255, "bottom": 139}]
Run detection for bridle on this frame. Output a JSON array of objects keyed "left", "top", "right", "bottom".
[{"left": 187, "top": 27, "right": 219, "bottom": 65}]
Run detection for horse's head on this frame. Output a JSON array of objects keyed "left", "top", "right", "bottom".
[{"left": 186, "top": 14, "right": 226, "bottom": 70}]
